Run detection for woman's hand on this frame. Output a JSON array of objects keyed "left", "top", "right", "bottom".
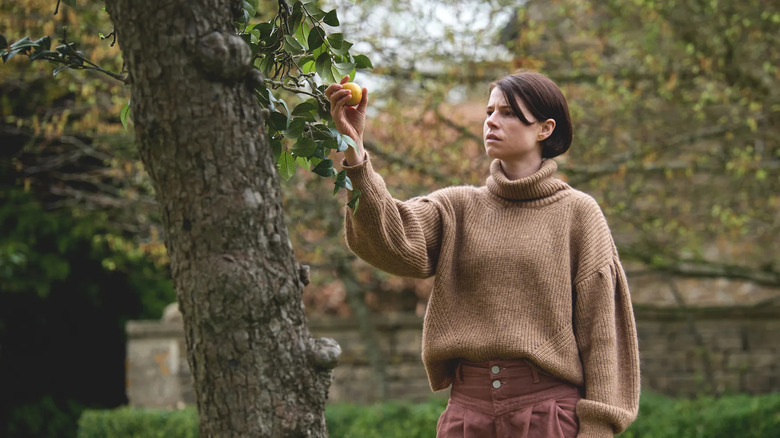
[{"left": 325, "top": 75, "right": 367, "bottom": 165}]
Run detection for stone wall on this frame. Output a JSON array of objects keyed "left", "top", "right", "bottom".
[
  {"left": 636, "top": 305, "right": 779, "bottom": 396},
  {"left": 126, "top": 305, "right": 780, "bottom": 408}
]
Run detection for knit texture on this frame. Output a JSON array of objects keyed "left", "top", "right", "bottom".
[{"left": 343, "top": 156, "right": 640, "bottom": 436}]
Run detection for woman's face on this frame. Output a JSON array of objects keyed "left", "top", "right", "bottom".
[{"left": 483, "top": 87, "right": 544, "bottom": 164}]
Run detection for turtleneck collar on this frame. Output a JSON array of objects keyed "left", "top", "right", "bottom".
[{"left": 486, "top": 159, "right": 569, "bottom": 201}]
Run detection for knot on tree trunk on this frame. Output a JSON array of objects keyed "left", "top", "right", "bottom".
[
  {"left": 246, "top": 68, "right": 264, "bottom": 89},
  {"left": 309, "top": 337, "right": 341, "bottom": 370},
  {"left": 195, "top": 31, "right": 251, "bottom": 82},
  {"left": 298, "top": 263, "right": 311, "bottom": 286}
]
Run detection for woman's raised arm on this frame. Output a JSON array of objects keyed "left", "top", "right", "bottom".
[{"left": 325, "top": 75, "right": 368, "bottom": 166}]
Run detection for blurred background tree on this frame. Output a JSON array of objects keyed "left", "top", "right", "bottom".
[
  {"left": 295, "top": 0, "right": 779, "bottom": 319},
  {"left": 1, "top": 0, "right": 778, "bottom": 436},
  {"left": 1, "top": 1, "right": 174, "bottom": 436}
]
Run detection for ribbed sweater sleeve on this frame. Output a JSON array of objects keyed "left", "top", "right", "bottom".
[
  {"left": 342, "top": 156, "right": 445, "bottom": 278},
  {"left": 572, "top": 209, "right": 641, "bottom": 438}
]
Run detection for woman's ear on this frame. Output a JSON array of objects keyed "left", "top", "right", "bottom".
[{"left": 538, "top": 119, "right": 556, "bottom": 141}]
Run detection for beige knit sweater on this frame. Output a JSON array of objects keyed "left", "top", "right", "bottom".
[{"left": 342, "top": 156, "right": 640, "bottom": 437}]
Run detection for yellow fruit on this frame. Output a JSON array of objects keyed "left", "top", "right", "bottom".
[{"left": 342, "top": 82, "right": 362, "bottom": 106}]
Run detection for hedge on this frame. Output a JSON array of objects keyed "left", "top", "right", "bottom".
[{"left": 78, "top": 391, "right": 780, "bottom": 438}]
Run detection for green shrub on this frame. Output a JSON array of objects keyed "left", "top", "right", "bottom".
[
  {"left": 77, "top": 392, "right": 780, "bottom": 438},
  {"left": 326, "top": 397, "right": 447, "bottom": 438},
  {"left": 78, "top": 407, "right": 198, "bottom": 438},
  {"left": 1, "top": 187, "right": 176, "bottom": 438},
  {"left": 6, "top": 396, "right": 86, "bottom": 438},
  {"left": 619, "top": 391, "right": 780, "bottom": 438}
]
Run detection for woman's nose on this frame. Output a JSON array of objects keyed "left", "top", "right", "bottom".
[{"left": 486, "top": 114, "right": 499, "bottom": 128}]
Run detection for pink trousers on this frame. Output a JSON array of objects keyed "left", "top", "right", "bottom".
[{"left": 436, "top": 359, "right": 581, "bottom": 438}]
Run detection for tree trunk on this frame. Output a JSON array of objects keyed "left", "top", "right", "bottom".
[{"left": 103, "top": 1, "right": 339, "bottom": 436}]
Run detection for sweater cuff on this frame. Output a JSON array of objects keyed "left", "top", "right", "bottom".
[
  {"left": 340, "top": 151, "right": 370, "bottom": 172},
  {"left": 577, "top": 417, "right": 614, "bottom": 438},
  {"left": 341, "top": 152, "right": 383, "bottom": 205}
]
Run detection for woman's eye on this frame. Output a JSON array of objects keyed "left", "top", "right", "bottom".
[{"left": 486, "top": 110, "right": 493, "bottom": 116}]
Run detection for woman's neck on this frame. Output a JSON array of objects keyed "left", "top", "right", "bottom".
[{"left": 499, "top": 157, "right": 543, "bottom": 181}]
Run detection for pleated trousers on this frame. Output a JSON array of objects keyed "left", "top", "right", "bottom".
[{"left": 436, "top": 359, "right": 581, "bottom": 438}]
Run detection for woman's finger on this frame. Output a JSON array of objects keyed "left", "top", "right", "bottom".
[
  {"left": 325, "top": 83, "right": 343, "bottom": 99},
  {"left": 340, "top": 75, "right": 350, "bottom": 85},
  {"left": 356, "top": 87, "right": 368, "bottom": 111},
  {"left": 329, "top": 89, "right": 352, "bottom": 113}
]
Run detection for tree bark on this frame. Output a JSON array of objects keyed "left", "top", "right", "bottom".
[{"left": 103, "top": 1, "right": 339, "bottom": 436}]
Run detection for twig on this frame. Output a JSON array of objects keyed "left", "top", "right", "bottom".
[
  {"left": 264, "top": 78, "right": 318, "bottom": 98},
  {"left": 100, "top": 30, "right": 117, "bottom": 47},
  {"left": 59, "top": 38, "right": 127, "bottom": 83}
]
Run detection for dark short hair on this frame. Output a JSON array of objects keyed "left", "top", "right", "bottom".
[{"left": 490, "top": 71, "right": 573, "bottom": 158}]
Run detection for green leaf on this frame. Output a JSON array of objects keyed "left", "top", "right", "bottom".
[
  {"left": 268, "top": 91, "right": 290, "bottom": 116},
  {"left": 330, "top": 65, "right": 342, "bottom": 84},
  {"left": 265, "top": 88, "right": 278, "bottom": 112},
  {"left": 284, "top": 35, "right": 305, "bottom": 55},
  {"left": 0, "top": 35, "right": 7, "bottom": 50},
  {"left": 256, "top": 22, "right": 274, "bottom": 39},
  {"left": 270, "top": 137, "right": 282, "bottom": 164},
  {"left": 258, "top": 54, "right": 275, "bottom": 77},
  {"left": 2, "top": 49, "right": 21, "bottom": 63},
  {"left": 292, "top": 0, "right": 304, "bottom": 14},
  {"left": 347, "top": 189, "right": 361, "bottom": 210},
  {"left": 342, "top": 134, "right": 357, "bottom": 149},
  {"left": 315, "top": 53, "right": 335, "bottom": 83},
  {"left": 313, "top": 142, "right": 328, "bottom": 159},
  {"left": 298, "top": 55, "right": 316, "bottom": 74},
  {"left": 334, "top": 170, "right": 353, "bottom": 193},
  {"left": 335, "top": 61, "right": 356, "bottom": 76},
  {"left": 120, "top": 101, "right": 131, "bottom": 130},
  {"left": 354, "top": 54, "right": 373, "bottom": 69},
  {"left": 237, "top": 9, "right": 251, "bottom": 27},
  {"left": 306, "top": 4, "right": 327, "bottom": 21},
  {"left": 277, "top": 151, "right": 296, "bottom": 181},
  {"left": 337, "top": 133, "right": 357, "bottom": 153},
  {"left": 268, "top": 110, "right": 288, "bottom": 132},
  {"left": 255, "top": 84, "right": 270, "bottom": 106},
  {"left": 312, "top": 158, "right": 336, "bottom": 177},
  {"left": 294, "top": 19, "right": 310, "bottom": 46},
  {"left": 53, "top": 64, "right": 70, "bottom": 77},
  {"left": 284, "top": 117, "right": 307, "bottom": 139},
  {"left": 291, "top": 101, "right": 318, "bottom": 118},
  {"left": 239, "top": 32, "right": 260, "bottom": 57},
  {"left": 291, "top": 137, "right": 317, "bottom": 158},
  {"left": 29, "top": 50, "right": 55, "bottom": 61},
  {"left": 323, "top": 10, "right": 340, "bottom": 26},
  {"left": 327, "top": 33, "right": 353, "bottom": 55},
  {"left": 10, "top": 36, "right": 34, "bottom": 50},
  {"left": 243, "top": 0, "right": 258, "bottom": 18},
  {"left": 335, "top": 134, "right": 349, "bottom": 152},
  {"left": 55, "top": 44, "right": 71, "bottom": 55},
  {"left": 260, "top": 28, "right": 281, "bottom": 51},
  {"left": 312, "top": 124, "right": 336, "bottom": 141},
  {"left": 34, "top": 36, "right": 51, "bottom": 51},
  {"left": 288, "top": 10, "right": 303, "bottom": 36},
  {"left": 308, "top": 26, "right": 325, "bottom": 51}
]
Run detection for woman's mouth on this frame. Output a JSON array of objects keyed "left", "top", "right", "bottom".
[{"left": 485, "top": 133, "right": 500, "bottom": 141}]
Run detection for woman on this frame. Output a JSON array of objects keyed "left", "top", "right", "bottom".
[{"left": 325, "top": 71, "right": 640, "bottom": 437}]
